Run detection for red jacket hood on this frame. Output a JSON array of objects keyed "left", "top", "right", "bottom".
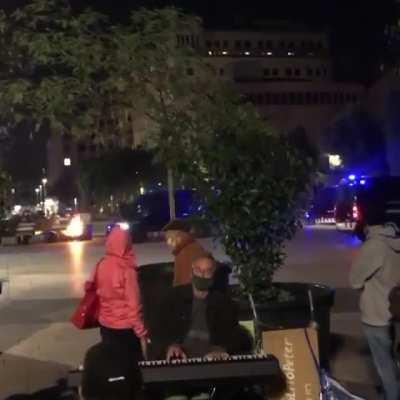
[{"left": 105, "top": 226, "right": 135, "bottom": 266}]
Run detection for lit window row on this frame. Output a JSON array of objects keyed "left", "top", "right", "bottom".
[
  {"left": 245, "top": 92, "right": 359, "bottom": 106},
  {"left": 207, "top": 50, "right": 317, "bottom": 57},
  {"left": 263, "top": 67, "right": 328, "bottom": 78},
  {"left": 205, "top": 39, "right": 324, "bottom": 51}
]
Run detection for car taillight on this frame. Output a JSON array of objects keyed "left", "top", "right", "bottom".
[{"left": 352, "top": 204, "right": 359, "bottom": 221}]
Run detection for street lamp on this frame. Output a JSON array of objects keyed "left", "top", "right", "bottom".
[
  {"left": 39, "top": 184, "right": 43, "bottom": 206},
  {"left": 35, "top": 188, "right": 40, "bottom": 204},
  {"left": 42, "top": 178, "right": 47, "bottom": 201}
]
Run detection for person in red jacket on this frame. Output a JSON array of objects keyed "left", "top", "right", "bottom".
[{"left": 95, "top": 224, "right": 149, "bottom": 361}]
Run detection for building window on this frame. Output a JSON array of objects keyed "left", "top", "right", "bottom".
[
  {"left": 272, "top": 68, "right": 279, "bottom": 76},
  {"left": 281, "top": 93, "right": 288, "bottom": 105},
  {"left": 307, "top": 68, "right": 313, "bottom": 77},
  {"left": 288, "top": 42, "right": 295, "bottom": 49},
  {"left": 312, "top": 93, "right": 319, "bottom": 104},
  {"left": 323, "top": 68, "right": 328, "bottom": 76},
  {"left": 206, "top": 40, "right": 212, "bottom": 48},
  {"left": 298, "top": 93, "right": 304, "bottom": 105},
  {"left": 219, "top": 68, "right": 225, "bottom": 76},
  {"left": 315, "top": 68, "right": 321, "bottom": 76},
  {"left": 77, "top": 144, "right": 86, "bottom": 153},
  {"left": 235, "top": 40, "right": 242, "bottom": 49},
  {"left": 345, "top": 93, "right": 352, "bottom": 102},
  {"left": 280, "top": 41, "right": 285, "bottom": 48},
  {"left": 266, "top": 40, "right": 273, "bottom": 49},
  {"left": 272, "top": 93, "right": 279, "bottom": 104},
  {"left": 214, "top": 40, "right": 220, "bottom": 48},
  {"left": 258, "top": 41, "right": 264, "bottom": 49},
  {"left": 326, "top": 93, "right": 332, "bottom": 104},
  {"left": 285, "top": 68, "right": 292, "bottom": 77},
  {"left": 295, "top": 69, "right": 301, "bottom": 77},
  {"left": 187, "top": 68, "right": 194, "bottom": 76},
  {"left": 223, "top": 40, "right": 229, "bottom": 48},
  {"left": 257, "top": 94, "right": 264, "bottom": 105},
  {"left": 306, "top": 92, "right": 312, "bottom": 104},
  {"left": 244, "top": 40, "right": 251, "bottom": 49},
  {"left": 339, "top": 93, "right": 344, "bottom": 104},
  {"left": 265, "top": 93, "right": 271, "bottom": 105},
  {"left": 263, "top": 68, "right": 270, "bottom": 76},
  {"left": 351, "top": 94, "right": 357, "bottom": 103},
  {"left": 289, "top": 92, "right": 296, "bottom": 105}
]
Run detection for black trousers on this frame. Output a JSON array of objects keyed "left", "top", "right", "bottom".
[{"left": 99, "top": 324, "right": 143, "bottom": 361}]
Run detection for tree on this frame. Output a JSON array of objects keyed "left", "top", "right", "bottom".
[
  {"left": 0, "top": 1, "right": 213, "bottom": 217},
  {"left": 1, "top": 0, "right": 315, "bottom": 301},
  {"left": 325, "top": 106, "right": 389, "bottom": 175},
  {"left": 77, "top": 148, "right": 165, "bottom": 212},
  {"left": 170, "top": 87, "right": 316, "bottom": 301}
]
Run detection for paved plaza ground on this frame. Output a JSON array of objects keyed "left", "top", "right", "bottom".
[{"left": 0, "top": 226, "right": 380, "bottom": 399}]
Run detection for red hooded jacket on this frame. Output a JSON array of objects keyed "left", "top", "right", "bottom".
[{"left": 94, "top": 226, "right": 147, "bottom": 338}]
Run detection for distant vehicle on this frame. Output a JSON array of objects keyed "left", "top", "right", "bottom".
[
  {"left": 306, "top": 186, "right": 336, "bottom": 225},
  {"left": 0, "top": 212, "right": 93, "bottom": 245},
  {"left": 334, "top": 175, "right": 400, "bottom": 239},
  {"left": 106, "top": 189, "right": 205, "bottom": 242}
]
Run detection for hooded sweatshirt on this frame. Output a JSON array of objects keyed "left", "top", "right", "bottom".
[
  {"left": 350, "top": 224, "right": 400, "bottom": 326},
  {"left": 95, "top": 226, "right": 147, "bottom": 337}
]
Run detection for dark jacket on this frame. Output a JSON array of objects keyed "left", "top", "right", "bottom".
[{"left": 155, "top": 284, "right": 250, "bottom": 357}]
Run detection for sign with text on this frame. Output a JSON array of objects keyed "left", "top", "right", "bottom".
[{"left": 263, "top": 328, "right": 321, "bottom": 400}]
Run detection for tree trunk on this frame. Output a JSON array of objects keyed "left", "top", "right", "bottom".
[{"left": 167, "top": 167, "right": 176, "bottom": 220}]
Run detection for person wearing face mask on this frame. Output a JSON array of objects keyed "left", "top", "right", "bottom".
[
  {"left": 154, "top": 254, "right": 248, "bottom": 400},
  {"left": 163, "top": 219, "right": 208, "bottom": 287}
]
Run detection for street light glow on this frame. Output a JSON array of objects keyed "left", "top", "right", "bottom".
[
  {"left": 64, "top": 158, "right": 71, "bottom": 166},
  {"left": 328, "top": 154, "right": 342, "bottom": 168}
]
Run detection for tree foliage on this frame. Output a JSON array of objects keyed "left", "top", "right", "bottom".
[
  {"left": 0, "top": 0, "right": 212, "bottom": 162},
  {"left": 172, "top": 89, "right": 316, "bottom": 301},
  {"left": 0, "top": 0, "right": 316, "bottom": 300},
  {"left": 78, "top": 148, "right": 165, "bottom": 205}
]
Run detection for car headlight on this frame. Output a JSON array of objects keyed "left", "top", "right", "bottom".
[
  {"left": 117, "top": 222, "right": 130, "bottom": 231},
  {"left": 64, "top": 216, "right": 84, "bottom": 238}
]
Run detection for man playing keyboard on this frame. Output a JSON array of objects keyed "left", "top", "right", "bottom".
[{"left": 155, "top": 254, "right": 252, "bottom": 400}]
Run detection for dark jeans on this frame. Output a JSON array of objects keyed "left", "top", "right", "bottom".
[
  {"left": 100, "top": 324, "right": 143, "bottom": 361},
  {"left": 363, "top": 324, "right": 400, "bottom": 400}
]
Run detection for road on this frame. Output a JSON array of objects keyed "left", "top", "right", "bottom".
[{"left": 0, "top": 226, "right": 375, "bottom": 398}]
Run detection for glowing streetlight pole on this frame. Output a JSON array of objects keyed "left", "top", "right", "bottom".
[{"left": 42, "top": 178, "right": 48, "bottom": 201}]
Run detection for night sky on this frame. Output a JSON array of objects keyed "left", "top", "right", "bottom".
[{"left": 1, "top": 0, "right": 398, "bottom": 189}]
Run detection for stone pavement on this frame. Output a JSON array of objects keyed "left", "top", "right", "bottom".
[
  {"left": 0, "top": 283, "right": 380, "bottom": 399},
  {"left": 0, "top": 228, "right": 382, "bottom": 399}
]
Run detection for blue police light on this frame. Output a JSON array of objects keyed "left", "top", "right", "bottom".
[
  {"left": 360, "top": 179, "right": 366, "bottom": 185},
  {"left": 348, "top": 174, "right": 356, "bottom": 181}
]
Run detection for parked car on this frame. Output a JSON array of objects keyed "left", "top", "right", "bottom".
[{"left": 107, "top": 189, "right": 207, "bottom": 242}]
